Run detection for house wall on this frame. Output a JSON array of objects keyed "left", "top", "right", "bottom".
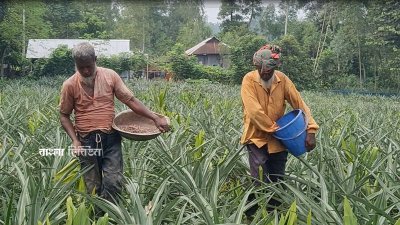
[
  {"left": 196, "top": 54, "right": 221, "bottom": 67},
  {"left": 197, "top": 55, "right": 207, "bottom": 65},
  {"left": 207, "top": 55, "right": 220, "bottom": 66}
]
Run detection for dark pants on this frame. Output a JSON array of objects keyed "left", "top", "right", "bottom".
[
  {"left": 78, "top": 131, "right": 123, "bottom": 203},
  {"left": 245, "top": 144, "right": 288, "bottom": 217}
]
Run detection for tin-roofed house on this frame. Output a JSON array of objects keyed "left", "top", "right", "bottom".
[
  {"left": 185, "top": 37, "right": 230, "bottom": 68},
  {"left": 26, "top": 39, "right": 131, "bottom": 58},
  {"left": 26, "top": 39, "right": 135, "bottom": 78}
]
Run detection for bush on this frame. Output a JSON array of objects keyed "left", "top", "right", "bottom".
[
  {"left": 229, "top": 34, "right": 266, "bottom": 84},
  {"left": 195, "top": 65, "right": 232, "bottom": 83},
  {"left": 332, "top": 73, "right": 360, "bottom": 90},
  {"left": 166, "top": 44, "right": 200, "bottom": 80},
  {"left": 31, "top": 45, "right": 75, "bottom": 77},
  {"left": 276, "top": 35, "right": 316, "bottom": 90},
  {"left": 97, "top": 52, "right": 146, "bottom": 75},
  {"left": 166, "top": 43, "right": 233, "bottom": 83}
]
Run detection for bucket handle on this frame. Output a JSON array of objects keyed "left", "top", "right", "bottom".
[
  {"left": 273, "top": 110, "right": 309, "bottom": 141},
  {"left": 274, "top": 125, "right": 307, "bottom": 141}
]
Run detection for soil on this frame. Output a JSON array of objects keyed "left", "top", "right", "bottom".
[{"left": 119, "top": 124, "right": 159, "bottom": 134}]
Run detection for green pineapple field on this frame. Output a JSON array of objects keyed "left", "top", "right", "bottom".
[{"left": 0, "top": 77, "right": 399, "bottom": 225}]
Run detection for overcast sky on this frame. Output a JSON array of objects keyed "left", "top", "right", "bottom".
[
  {"left": 203, "top": 1, "right": 221, "bottom": 23},
  {"left": 203, "top": 0, "right": 281, "bottom": 23}
]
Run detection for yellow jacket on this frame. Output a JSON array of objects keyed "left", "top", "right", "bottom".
[{"left": 240, "top": 70, "right": 319, "bottom": 153}]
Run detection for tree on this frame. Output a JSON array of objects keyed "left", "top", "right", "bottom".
[
  {"left": 276, "top": 35, "right": 315, "bottom": 90},
  {"left": 367, "top": 0, "right": 400, "bottom": 91},
  {"left": 177, "top": 19, "right": 212, "bottom": 49},
  {"left": 113, "top": 1, "right": 153, "bottom": 52},
  {"left": 278, "top": 0, "right": 299, "bottom": 36},
  {"left": 218, "top": 0, "right": 262, "bottom": 33},
  {"left": 241, "top": 0, "right": 263, "bottom": 28},
  {"left": 218, "top": 0, "right": 245, "bottom": 33},
  {"left": 32, "top": 45, "right": 74, "bottom": 77},
  {"left": 329, "top": 2, "right": 369, "bottom": 88},
  {"left": 45, "top": 0, "right": 117, "bottom": 39},
  {"left": 0, "top": 1, "right": 6, "bottom": 22},
  {"left": 44, "top": 0, "right": 81, "bottom": 38},
  {"left": 114, "top": 0, "right": 209, "bottom": 55},
  {"left": 161, "top": 0, "right": 209, "bottom": 52},
  {"left": 229, "top": 34, "right": 266, "bottom": 83},
  {"left": 258, "top": 4, "right": 284, "bottom": 41},
  {"left": 0, "top": 1, "right": 51, "bottom": 77},
  {"left": 165, "top": 43, "right": 199, "bottom": 80}
]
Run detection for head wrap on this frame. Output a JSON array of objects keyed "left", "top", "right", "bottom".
[{"left": 253, "top": 44, "right": 282, "bottom": 71}]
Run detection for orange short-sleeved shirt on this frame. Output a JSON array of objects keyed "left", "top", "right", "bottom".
[{"left": 59, "top": 67, "right": 134, "bottom": 134}]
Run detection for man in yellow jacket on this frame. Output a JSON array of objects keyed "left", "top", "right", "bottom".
[{"left": 240, "top": 44, "right": 319, "bottom": 217}]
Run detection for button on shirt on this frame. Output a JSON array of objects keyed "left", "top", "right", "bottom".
[
  {"left": 59, "top": 67, "right": 134, "bottom": 135},
  {"left": 240, "top": 70, "right": 319, "bottom": 153}
]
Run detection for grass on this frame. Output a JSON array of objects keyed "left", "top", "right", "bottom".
[{"left": 0, "top": 76, "right": 399, "bottom": 224}]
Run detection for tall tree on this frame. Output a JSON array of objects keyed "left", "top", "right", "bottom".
[
  {"left": 258, "top": 4, "right": 284, "bottom": 40},
  {"left": 163, "top": 0, "right": 210, "bottom": 51},
  {"left": 113, "top": 1, "right": 154, "bottom": 52},
  {"left": 242, "top": 0, "right": 263, "bottom": 28},
  {"left": 177, "top": 19, "right": 212, "bottom": 49},
  {"left": 219, "top": 0, "right": 262, "bottom": 33},
  {"left": 114, "top": 0, "right": 209, "bottom": 55},
  {"left": 0, "top": 0, "right": 51, "bottom": 77},
  {"left": 367, "top": 0, "right": 400, "bottom": 90},
  {"left": 329, "top": 2, "right": 369, "bottom": 87},
  {"left": 218, "top": 0, "right": 245, "bottom": 32},
  {"left": 74, "top": 0, "right": 116, "bottom": 39},
  {"left": 45, "top": 0, "right": 117, "bottom": 39},
  {"left": 278, "top": 0, "right": 299, "bottom": 36},
  {"left": 165, "top": 0, "right": 206, "bottom": 40},
  {"left": 0, "top": 1, "right": 6, "bottom": 22},
  {"left": 277, "top": 35, "right": 315, "bottom": 90},
  {"left": 44, "top": 0, "right": 81, "bottom": 38},
  {"left": 229, "top": 33, "right": 266, "bottom": 83}
]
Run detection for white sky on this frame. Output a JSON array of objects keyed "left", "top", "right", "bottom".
[
  {"left": 203, "top": 1, "right": 221, "bottom": 23},
  {"left": 203, "top": 0, "right": 299, "bottom": 24}
]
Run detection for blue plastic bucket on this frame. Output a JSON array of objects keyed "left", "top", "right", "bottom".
[{"left": 273, "top": 109, "right": 307, "bottom": 157}]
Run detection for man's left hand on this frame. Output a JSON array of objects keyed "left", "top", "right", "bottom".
[
  {"left": 305, "top": 132, "right": 316, "bottom": 152},
  {"left": 154, "top": 116, "right": 170, "bottom": 133}
]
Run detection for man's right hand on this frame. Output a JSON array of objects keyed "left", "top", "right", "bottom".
[
  {"left": 154, "top": 116, "right": 171, "bottom": 133},
  {"left": 305, "top": 133, "right": 316, "bottom": 152},
  {"left": 60, "top": 113, "right": 84, "bottom": 157},
  {"left": 72, "top": 139, "right": 83, "bottom": 156}
]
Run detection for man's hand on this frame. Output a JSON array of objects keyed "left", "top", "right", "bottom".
[
  {"left": 124, "top": 97, "right": 171, "bottom": 133},
  {"left": 72, "top": 139, "right": 83, "bottom": 156},
  {"left": 305, "top": 132, "right": 316, "bottom": 152},
  {"left": 154, "top": 116, "right": 170, "bottom": 133}
]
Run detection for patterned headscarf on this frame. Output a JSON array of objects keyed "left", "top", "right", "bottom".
[{"left": 253, "top": 44, "right": 282, "bottom": 71}]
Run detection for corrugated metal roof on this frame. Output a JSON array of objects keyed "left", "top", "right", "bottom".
[
  {"left": 185, "top": 37, "right": 228, "bottom": 55},
  {"left": 26, "top": 39, "right": 131, "bottom": 58}
]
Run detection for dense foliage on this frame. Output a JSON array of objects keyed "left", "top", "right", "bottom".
[
  {"left": 31, "top": 45, "right": 75, "bottom": 77},
  {"left": 0, "top": 0, "right": 399, "bottom": 92}
]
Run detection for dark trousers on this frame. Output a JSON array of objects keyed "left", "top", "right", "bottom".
[
  {"left": 245, "top": 144, "right": 288, "bottom": 217},
  {"left": 78, "top": 131, "right": 123, "bottom": 203}
]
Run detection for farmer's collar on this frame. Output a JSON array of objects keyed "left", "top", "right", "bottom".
[{"left": 255, "top": 70, "right": 281, "bottom": 85}]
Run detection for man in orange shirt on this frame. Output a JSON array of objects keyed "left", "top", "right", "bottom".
[
  {"left": 59, "top": 42, "right": 169, "bottom": 204},
  {"left": 241, "top": 45, "right": 318, "bottom": 217}
]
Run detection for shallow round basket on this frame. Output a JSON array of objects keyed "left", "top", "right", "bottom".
[{"left": 112, "top": 109, "right": 169, "bottom": 141}]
